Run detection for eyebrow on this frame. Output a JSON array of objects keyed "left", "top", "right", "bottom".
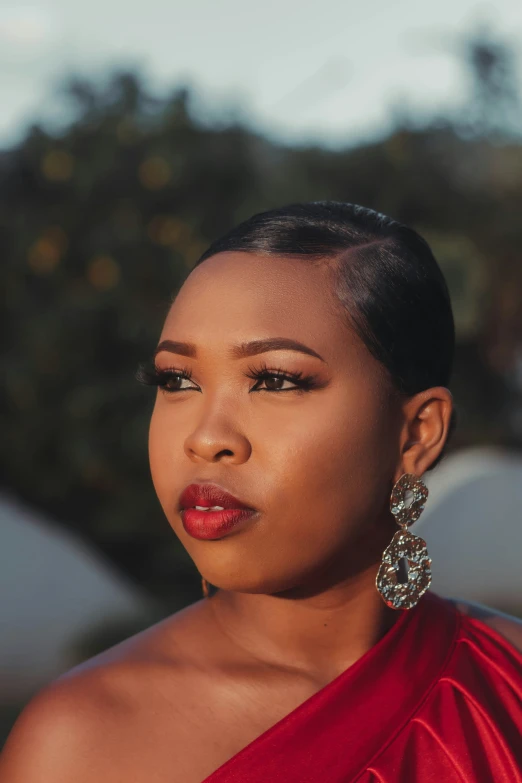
[{"left": 154, "top": 337, "right": 326, "bottom": 362}]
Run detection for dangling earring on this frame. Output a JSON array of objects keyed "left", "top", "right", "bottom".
[
  {"left": 201, "top": 576, "right": 210, "bottom": 598},
  {"left": 376, "top": 473, "right": 432, "bottom": 610}
]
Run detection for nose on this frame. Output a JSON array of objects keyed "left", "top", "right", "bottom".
[{"left": 183, "top": 414, "right": 252, "bottom": 464}]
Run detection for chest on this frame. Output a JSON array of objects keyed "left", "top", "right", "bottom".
[{"left": 108, "top": 669, "right": 320, "bottom": 783}]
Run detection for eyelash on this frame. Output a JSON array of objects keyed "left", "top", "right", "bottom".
[{"left": 135, "top": 360, "right": 319, "bottom": 395}]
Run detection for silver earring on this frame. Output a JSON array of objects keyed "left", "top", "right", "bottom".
[{"left": 376, "top": 473, "right": 432, "bottom": 610}]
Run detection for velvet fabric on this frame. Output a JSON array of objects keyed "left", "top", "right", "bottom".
[{"left": 202, "top": 591, "right": 522, "bottom": 782}]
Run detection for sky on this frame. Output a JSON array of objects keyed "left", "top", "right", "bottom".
[{"left": 1, "top": 0, "right": 522, "bottom": 149}]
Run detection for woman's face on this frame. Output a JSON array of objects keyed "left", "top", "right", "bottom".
[{"left": 149, "top": 251, "right": 403, "bottom": 595}]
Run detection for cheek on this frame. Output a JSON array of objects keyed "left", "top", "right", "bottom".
[
  {"left": 272, "top": 390, "right": 394, "bottom": 545},
  {"left": 220, "top": 386, "right": 398, "bottom": 590}
]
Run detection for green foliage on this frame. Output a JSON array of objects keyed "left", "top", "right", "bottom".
[{"left": 1, "top": 46, "right": 521, "bottom": 604}]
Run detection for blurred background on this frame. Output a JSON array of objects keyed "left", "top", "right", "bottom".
[{"left": 1, "top": 0, "right": 522, "bottom": 746}]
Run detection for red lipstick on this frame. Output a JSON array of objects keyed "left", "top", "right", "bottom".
[{"left": 178, "top": 483, "right": 258, "bottom": 540}]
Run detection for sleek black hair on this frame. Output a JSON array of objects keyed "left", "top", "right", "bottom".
[{"left": 195, "top": 201, "right": 456, "bottom": 470}]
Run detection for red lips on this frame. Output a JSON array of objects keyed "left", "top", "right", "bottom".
[{"left": 178, "top": 483, "right": 255, "bottom": 511}]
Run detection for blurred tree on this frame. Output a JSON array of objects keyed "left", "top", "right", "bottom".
[
  {"left": 1, "top": 34, "right": 521, "bottom": 606},
  {"left": 454, "top": 30, "right": 522, "bottom": 438},
  {"left": 461, "top": 27, "right": 522, "bottom": 140}
]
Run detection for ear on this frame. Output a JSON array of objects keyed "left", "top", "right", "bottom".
[{"left": 396, "top": 387, "right": 454, "bottom": 478}]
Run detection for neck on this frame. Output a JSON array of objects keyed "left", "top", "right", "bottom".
[{"left": 207, "top": 565, "right": 400, "bottom": 684}]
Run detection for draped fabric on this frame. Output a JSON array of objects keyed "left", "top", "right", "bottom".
[{"left": 202, "top": 591, "right": 522, "bottom": 782}]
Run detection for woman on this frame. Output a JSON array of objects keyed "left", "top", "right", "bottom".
[{"left": 1, "top": 202, "right": 521, "bottom": 782}]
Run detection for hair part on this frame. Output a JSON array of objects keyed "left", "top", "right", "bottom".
[{"left": 195, "top": 201, "right": 456, "bottom": 470}]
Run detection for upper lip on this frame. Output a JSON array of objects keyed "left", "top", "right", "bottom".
[{"left": 178, "top": 483, "right": 256, "bottom": 511}]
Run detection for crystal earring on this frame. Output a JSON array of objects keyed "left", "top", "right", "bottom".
[{"left": 376, "top": 473, "right": 432, "bottom": 610}]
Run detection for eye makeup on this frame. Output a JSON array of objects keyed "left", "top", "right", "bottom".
[{"left": 135, "top": 359, "right": 323, "bottom": 395}]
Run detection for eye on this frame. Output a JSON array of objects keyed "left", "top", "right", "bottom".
[
  {"left": 250, "top": 372, "right": 302, "bottom": 392},
  {"left": 135, "top": 363, "right": 198, "bottom": 393},
  {"left": 245, "top": 363, "right": 318, "bottom": 393}
]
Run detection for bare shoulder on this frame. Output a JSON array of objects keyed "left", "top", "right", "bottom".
[
  {"left": 0, "top": 660, "right": 127, "bottom": 782},
  {"left": 0, "top": 598, "right": 218, "bottom": 782},
  {"left": 446, "top": 596, "right": 522, "bottom": 653}
]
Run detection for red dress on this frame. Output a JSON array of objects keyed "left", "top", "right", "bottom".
[{"left": 202, "top": 591, "right": 522, "bottom": 782}]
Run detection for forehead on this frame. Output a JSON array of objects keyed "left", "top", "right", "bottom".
[{"left": 162, "top": 251, "right": 360, "bottom": 364}]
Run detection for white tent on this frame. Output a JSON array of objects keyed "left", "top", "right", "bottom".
[
  {"left": 413, "top": 447, "right": 522, "bottom": 612},
  {"left": 0, "top": 493, "right": 151, "bottom": 700}
]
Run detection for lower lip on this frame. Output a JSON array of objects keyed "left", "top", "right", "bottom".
[{"left": 181, "top": 508, "right": 258, "bottom": 540}]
